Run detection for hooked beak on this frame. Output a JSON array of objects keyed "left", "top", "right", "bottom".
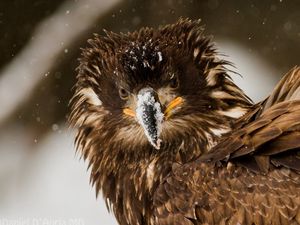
[
  {"left": 135, "top": 87, "right": 163, "bottom": 149},
  {"left": 123, "top": 87, "right": 183, "bottom": 149}
]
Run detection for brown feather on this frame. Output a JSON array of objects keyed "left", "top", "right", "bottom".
[
  {"left": 69, "top": 19, "right": 300, "bottom": 225},
  {"left": 154, "top": 67, "right": 300, "bottom": 224}
]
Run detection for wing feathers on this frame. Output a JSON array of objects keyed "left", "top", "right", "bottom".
[
  {"left": 271, "top": 153, "right": 300, "bottom": 171},
  {"left": 262, "top": 132, "right": 300, "bottom": 155},
  {"left": 261, "top": 66, "right": 300, "bottom": 111},
  {"left": 202, "top": 100, "right": 300, "bottom": 172},
  {"left": 154, "top": 161, "right": 300, "bottom": 225},
  {"left": 154, "top": 67, "right": 300, "bottom": 224}
]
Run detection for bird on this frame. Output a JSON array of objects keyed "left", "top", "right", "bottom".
[{"left": 69, "top": 18, "right": 300, "bottom": 225}]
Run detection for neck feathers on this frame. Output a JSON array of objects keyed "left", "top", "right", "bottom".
[{"left": 70, "top": 64, "right": 252, "bottom": 225}]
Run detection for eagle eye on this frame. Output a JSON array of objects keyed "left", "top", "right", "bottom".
[
  {"left": 169, "top": 76, "right": 179, "bottom": 89},
  {"left": 119, "top": 88, "right": 129, "bottom": 100}
]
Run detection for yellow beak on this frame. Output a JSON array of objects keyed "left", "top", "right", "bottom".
[
  {"left": 123, "top": 108, "right": 136, "bottom": 117},
  {"left": 164, "top": 97, "right": 183, "bottom": 119}
]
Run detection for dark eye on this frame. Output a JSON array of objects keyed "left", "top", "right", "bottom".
[
  {"left": 170, "top": 76, "right": 179, "bottom": 89},
  {"left": 119, "top": 88, "right": 129, "bottom": 100}
]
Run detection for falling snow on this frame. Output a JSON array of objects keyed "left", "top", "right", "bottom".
[
  {"left": 52, "top": 124, "right": 59, "bottom": 131},
  {"left": 157, "top": 52, "right": 163, "bottom": 62},
  {"left": 123, "top": 39, "right": 163, "bottom": 71}
]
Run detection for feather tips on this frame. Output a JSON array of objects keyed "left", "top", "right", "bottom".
[{"left": 154, "top": 67, "right": 300, "bottom": 225}]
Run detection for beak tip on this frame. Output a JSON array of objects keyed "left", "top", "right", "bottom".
[{"left": 152, "top": 138, "right": 162, "bottom": 150}]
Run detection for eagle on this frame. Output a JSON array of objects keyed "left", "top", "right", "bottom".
[{"left": 69, "top": 19, "right": 300, "bottom": 225}]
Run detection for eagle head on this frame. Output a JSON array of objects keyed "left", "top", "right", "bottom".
[{"left": 70, "top": 19, "right": 251, "bottom": 154}]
